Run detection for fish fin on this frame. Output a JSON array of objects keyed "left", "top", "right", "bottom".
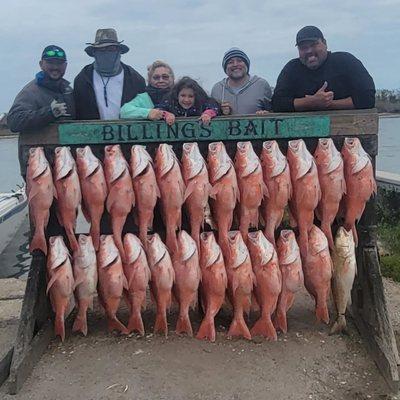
[
  {"left": 209, "top": 182, "right": 221, "bottom": 199},
  {"left": 72, "top": 274, "right": 86, "bottom": 291},
  {"left": 122, "top": 274, "right": 129, "bottom": 291},
  {"left": 54, "top": 315, "right": 66, "bottom": 342},
  {"left": 341, "top": 177, "right": 347, "bottom": 195},
  {"left": 183, "top": 180, "right": 196, "bottom": 202},
  {"left": 228, "top": 317, "right": 251, "bottom": 340},
  {"left": 154, "top": 312, "right": 168, "bottom": 337},
  {"left": 175, "top": 315, "right": 193, "bottom": 336},
  {"left": 46, "top": 270, "right": 63, "bottom": 295},
  {"left": 127, "top": 314, "right": 145, "bottom": 336},
  {"left": 196, "top": 316, "right": 216, "bottom": 342},
  {"left": 53, "top": 185, "right": 58, "bottom": 199},
  {"left": 107, "top": 317, "right": 129, "bottom": 335},
  {"left": 29, "top": 231, "right": 47, "bottom": 255},
  {"left": 155, "top": 184, "right": 161, "bottom": 198},
  {"left": 106, "top": 192, "right": 115, "bottom": 214},
  {"left": 329, "top": 314, "right": 347, "bottom": 335},
  {"left": 72, "top": 315, "right": 88, "bottom": 336},
  {"left": 251, "top": 292, "right": 260, "bottom": 312},
  {"left": 315, "top": 304, "right": 329, "bottom": 324},
  {"left": 28, "top": 185, "right": 40, "bottom": 202},
  {"left": 274, "top": 308, "right": 288, "bottom": 334},
  {"left": 262, "top": 182, "right": 269, "bottom": 198},
  {"left": 251, "top": 316, "right": 277, "bottom": 341},
  {"left": 80, "top": 202, "right": 90, "bottom": 223}
]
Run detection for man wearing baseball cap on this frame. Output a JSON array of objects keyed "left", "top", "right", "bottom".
[
  {"left": 211, "top": 47, "right": 272, "bottom": 115},
  {"left": 272, "top": 26, "right": 375, "bottom": 112},
  {"left": 8, "top": 45, "right": 75, "bottom": 134}
]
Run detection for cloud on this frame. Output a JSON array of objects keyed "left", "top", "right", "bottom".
[{"left": 1, "top": 0, "right": 400, "bottom": 111}]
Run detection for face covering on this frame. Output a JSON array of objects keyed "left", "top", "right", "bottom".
[{"left": 93, "top": 50, "right": 122, "bottom": 77}]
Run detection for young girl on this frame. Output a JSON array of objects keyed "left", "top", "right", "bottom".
[{"left": 158, "top": 77, "right": 220, "bottom": 125}]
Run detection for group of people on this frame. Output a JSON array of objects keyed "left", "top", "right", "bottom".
[{"left": 7, "top": 25, "right": 376, "bottom": 133}]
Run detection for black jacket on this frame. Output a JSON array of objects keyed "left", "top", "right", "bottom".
[
  {"left": 272, "top": 52, "right": 375, "bottom": 112},
  {"left": 73, "top": 62, "right": 146, "bottom": 120},
  {"left": 158, "top": 97, "right": 220, "bottom": 117}
]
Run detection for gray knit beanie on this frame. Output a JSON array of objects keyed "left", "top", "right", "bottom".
[{"left": 222, "top": 47, "right": 250, "bottom": 72}]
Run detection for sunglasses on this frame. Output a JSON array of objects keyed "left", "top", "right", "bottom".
[
  {"left": 152, "top": 74, "right": 171, "bottom": 81},
  {"left": 44, "top": 50, "right": 65, "bottom": 58}
]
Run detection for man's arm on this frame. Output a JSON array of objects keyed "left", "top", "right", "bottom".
[
  {"left": 329, "top": 97, "right": 354, "bottom": 110},
  {"left": 345, "top": 54, "right": 375, "bottom": 109},
  {"left": 7, "top": 90, "right": 55, "bottom": 133}
]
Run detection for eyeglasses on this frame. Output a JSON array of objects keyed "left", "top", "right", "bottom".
[
  {"left": 152, "top": 74, "right": 171, "bottom": 81},
  {"left": 44, "top": 50, "right": 65, "bottom": 58}
]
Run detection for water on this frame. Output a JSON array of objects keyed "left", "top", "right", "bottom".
[
  {"left": 0, "top": 137, "right": 23, "bottom": 192},
  {"left": 377, "top": 116, "right": 400, "bottom": 173}
]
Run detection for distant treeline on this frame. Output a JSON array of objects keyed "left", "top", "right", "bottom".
[{"left": 376, "top": 89, "right": 400, "bottom": 113}]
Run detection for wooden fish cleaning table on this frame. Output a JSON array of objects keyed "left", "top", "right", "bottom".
[{"left": 6, "top": 109, "right": 399, "bottom": 394}]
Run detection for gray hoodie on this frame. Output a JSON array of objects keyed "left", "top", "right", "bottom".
[{"left": 211, "top": 75, "right": 272, "bottom": 115}]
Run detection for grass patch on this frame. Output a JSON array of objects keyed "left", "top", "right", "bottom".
[{"left": 378, "top": 223, "right": 400, "bottom": 282}]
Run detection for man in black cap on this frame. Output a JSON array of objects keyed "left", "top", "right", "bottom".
[
  {"left": 8, "top": 45, "right": 75, "bottom": 133},
  {"left": 272, "top": 26, "right": 375, "bottom": 112},
  {"left": 73, "top": 28, "right": 145, "bottom": 120}
]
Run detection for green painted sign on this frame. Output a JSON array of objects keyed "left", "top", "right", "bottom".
[{"left": 58, "top": 116, "right": 330, "bottom": 145}]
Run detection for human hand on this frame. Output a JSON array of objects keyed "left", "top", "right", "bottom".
[
  {"left": 256, "top": 110, "right": 270, "bottom": 115},
  {"left": 50, "top": 99, "right": 70, "bottom": 118},
  {"left": 148, "top": 109, "right": 164, "bottom": 121},
  {"left": 199, "top": 112, "right": 212, "bottom": 125},
  {"left": 221, "top": 101, "right": 232, "bottom": 115},
  {"left": 163, "top": 111, "right": 175, "bottom": 126},
  {"left": 305, "top": 81, "right": 334, "bottom": 109}
]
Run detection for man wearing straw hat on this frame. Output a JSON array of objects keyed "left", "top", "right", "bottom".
[{"left": 74, "top": 28, "right": 146, "bottom": 120}]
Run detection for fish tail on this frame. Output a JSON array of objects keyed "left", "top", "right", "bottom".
[
  {"left": 127, "top": 312, "right": 145, "bottom": 336},
  {"left": 274, "top": 309, "right": 288, "bottom": 334},
  {"left": 90, "top": 220, "right": 101, "bottom": 251},
  {"left": 107, "top": 317, "right": 129, "bottom": 335},
  {"left": 66, "top": 229, "right": 79, "bottom": 252},
  {"left": 329, "top": 314, "right": 347, "bottom": 335},
  {"left": 228, "top": 316, "right": 251, "bottom": 340},
  {"left": 29, "top": 229, "right": 47, "bottom": 255},
  {"left": 251, "top": 316, "right": 277, "bottom": 341},
  {"left": 154, "top": 310, "right": 168, "bottom": 337},
  {"left": 175, "top": 313, "right": 193, "bottom": 337},
  {"left": 54, "top": 315, "right": 66, "bottom": 342},
  {"left": 321, "top": 222, "right": 334, "bottom": 251},
  {"left": 315, "top": 303, "right": 330, "bottom": 324},
  {"left": 196, "top": 316, "right": 216, "bottom": 342},
  {"left": 72, "top": 314, "right": 88, "bottom": 336}
]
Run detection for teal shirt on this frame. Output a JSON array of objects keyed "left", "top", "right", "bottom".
[{"left": 120, "top": 92, "right": 155, "bottom": 119}]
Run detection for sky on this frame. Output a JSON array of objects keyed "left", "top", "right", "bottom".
[{"left": 1, "top": 0, "right": 400, "bottom": 112}]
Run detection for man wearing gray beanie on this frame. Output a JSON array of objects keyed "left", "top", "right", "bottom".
[{"left": 211, "top": 47, "right": 272, "bottom": 115}]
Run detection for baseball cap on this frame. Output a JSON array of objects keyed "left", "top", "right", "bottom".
[
  {"left": 41, "top": 45, "right": 67, "bottom": 61},
  {"left": 296, "top": 26, "right": 324, "bottom": 46}
]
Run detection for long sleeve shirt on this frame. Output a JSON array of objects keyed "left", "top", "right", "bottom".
[{"left": 272, "top": 51, "right": 375, "bottom": 112}]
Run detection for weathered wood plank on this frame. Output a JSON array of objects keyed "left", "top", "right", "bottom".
[
  {"left": 8, "top": 322, "right": 53, "bottom": 395},
  {"left": 18, "top": 110, "right": 378, "bottom": 147},
  {"left": 7, "top": 252, "right": 50, "bottom": 394},
  {"left": 0, "top": 348, "right": 13, "bottom": 387}
]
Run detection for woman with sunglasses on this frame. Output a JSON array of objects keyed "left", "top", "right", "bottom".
[{"left": 120, "top": 60, "right": 175, "bottom": 121}]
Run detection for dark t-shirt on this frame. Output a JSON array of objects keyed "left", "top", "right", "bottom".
[{"left": 272, "top": 51, "right": 375, "bottom": 112}]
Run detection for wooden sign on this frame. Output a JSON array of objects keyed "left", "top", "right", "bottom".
[{"left": 58, "top": 116, "right": 330, "bottom": 145}]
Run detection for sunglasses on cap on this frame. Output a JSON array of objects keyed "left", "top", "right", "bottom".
[{"left": 44, "top": 49, "right": 65, "bottom": 58}]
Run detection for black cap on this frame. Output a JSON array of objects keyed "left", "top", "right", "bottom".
[
  {"left": 41, "top": 45, "right": 67, "bottom": 61},
  {"left": 296, "top": 26, "right": 324, "bottom": 46}
]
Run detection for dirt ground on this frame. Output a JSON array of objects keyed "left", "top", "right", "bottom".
[{"left": 1, "top": 284, "right": 399, "bottom": 400}]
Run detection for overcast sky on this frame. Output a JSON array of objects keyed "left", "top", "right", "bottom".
[{"left": 1, "top": 0, "right": 399, "bottom": 111}]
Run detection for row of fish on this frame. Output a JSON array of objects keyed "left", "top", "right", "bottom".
[
  {"left": 47, "top": 225, "right": 356, "bottom": 342},
  {"left": 27, "top": 137, "right": 376, "bottom": 264}
]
